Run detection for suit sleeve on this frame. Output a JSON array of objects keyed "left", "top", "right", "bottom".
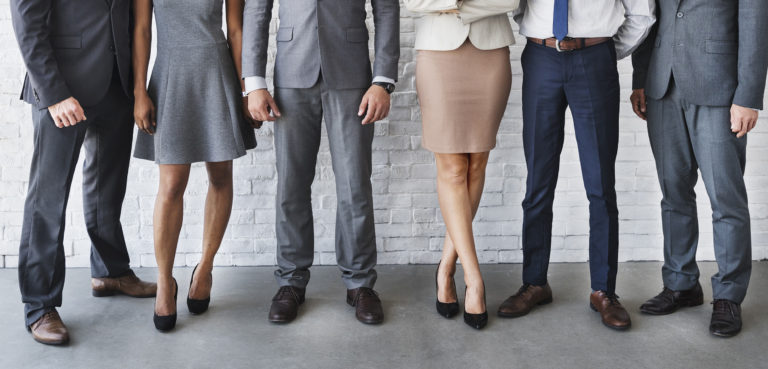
[
  {"left": 631, "top": 0, "right": 658, "bottom": 90},
  {"left": 403, "top": 0, "right": 460, "bottom": 13},
  {"left": 242, "top": 0, "right": 274, "bottom": 79},
  {"left": 10, "top": 0, "right": 71, "bottom": 107},
  {"left": 733, "top": 0, "right": 768, "bottom": 110},
  {"left": 371, "top": 0, "right": 400, "bottom": 82},
  {"left": 459, "top": 0, "right": 520, "bottom": 24}
]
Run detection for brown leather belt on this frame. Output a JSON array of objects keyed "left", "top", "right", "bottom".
[{"left": 527, "top": 37, "right": 611, "bottom": 52}]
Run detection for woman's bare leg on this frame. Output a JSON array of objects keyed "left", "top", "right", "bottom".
[
  {"left": 435, "top": 153, "right": 487, "bottom": 314},
  {"left": 437, "top": 152, "right": 490, "bottom": 304},
  {"left": 154, "top": 164, "right": 191, "bottom": 315},
  {"left": 189, "top": 161, "right": 234, "bottom": 300}
]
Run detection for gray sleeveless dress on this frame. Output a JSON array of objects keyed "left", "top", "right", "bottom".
[{"left": 133, "top": 0, "right": 256, "bottom": 164}]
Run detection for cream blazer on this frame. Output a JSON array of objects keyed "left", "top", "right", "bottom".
[{"left": 404, "top": 0, "right": 519, "bottom": 51}]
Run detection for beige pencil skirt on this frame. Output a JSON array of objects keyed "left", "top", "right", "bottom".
[{"left": 416, "top": 40, "right": 512, "bottom": 153}]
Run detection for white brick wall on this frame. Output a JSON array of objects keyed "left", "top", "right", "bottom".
[{"left": 1, "top": 2, "right": 767, "bottom": 268}]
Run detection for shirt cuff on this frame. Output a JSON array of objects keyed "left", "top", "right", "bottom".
[
  {"left": 244, "top": 76, "right": 268, "bottom": 95},
  {"left": 373, "top": 76, "right": 395, "bottom": 85}
]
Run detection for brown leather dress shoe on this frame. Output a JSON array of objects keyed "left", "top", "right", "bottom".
[
  {"left": 497, "top": 283, "right": 553, "bottom": 318},
  {"left": 28, "top": 310, "right": 69, "bottom": 346},
  {"left": 590, "top": 291, "right": 631, "bottom": 331},
  {"left": 92, "top": 270, "right": 157, "bottom": 298},
  {"left": 268, "top": 286, "right": 305, "bottom": 323},
  {"left": 347, "top": 288, "right": 383, "bottom": 324}
]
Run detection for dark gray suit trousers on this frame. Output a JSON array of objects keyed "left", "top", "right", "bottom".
[
  {"left": 18, "top": 70, "right": 134, "bottom": 326},
  {"left": 647, "top": 77, "right": 751, "bottom": 303},
  {"left": 273, "top": 75, "right": 377, "bottom": 290}
]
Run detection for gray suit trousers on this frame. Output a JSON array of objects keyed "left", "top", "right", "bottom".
[
  {"left": 273, "top": 75, "right": 377, "bottom": 290},
  {"left": 647, "top": 78, "right": 751, "bottom": 303},
  {"left": 19, "top": 71, "right": 133, "bottom": 326}
]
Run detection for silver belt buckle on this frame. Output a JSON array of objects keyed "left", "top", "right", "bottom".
[
  {"left": 555, "top": 37, "right": 573, "bottom": 53},
  {"left": 555, "top": 39, "right": 566, "bottom": 52}
]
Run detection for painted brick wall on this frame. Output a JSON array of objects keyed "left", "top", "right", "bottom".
[{"left": 1, "top": 2, "right": 766, "bottom": 268}]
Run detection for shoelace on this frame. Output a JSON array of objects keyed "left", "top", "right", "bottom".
[
  {"left": 354, "top": 288, "right": 380, "bottom": 306},
  {"left": 712, "top": 299, "right": 735, "bottom": 319},
  {"left": 274, "top": 286, "right": 299, "bottom": 302},
  {"left": 513, "top": 284, "right": 532, "bottom": 298},
  {"left": 656, "top": 288, "right": 677, "bottom": 303},
  {"left": 607, "top": 294, "right": 622, "bottom": 306}
]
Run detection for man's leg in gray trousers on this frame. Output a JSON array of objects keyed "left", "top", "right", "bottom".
[
  {"left": 647, "top": 80, "right": 751, "bottom": 302},
  {"left": 273, "top": 83, "right": 323, "bottom": 288},
  {"left": 683, "top": 102, "right": 751, "bottom": 304},
  {"left": 321, "top": 85, "right": 377, "bottom": 289},
  {"left": 647, "top": 82, "right": 702, "bottom": 292},
  {"left": 19, "top": 107, "right": 87, "bottom": 326}
]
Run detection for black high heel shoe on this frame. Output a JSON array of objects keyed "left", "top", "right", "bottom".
[
  {"left": 153, "top": 277, "right": 178, "bottom": 332},
  {"left": 435, "top": 260, "right": 459, "bottom": 318},
  {"left": 463, "top": 283, "right": 488, "bottom": 330},
  {"left": 187, "top": 264, "right": 211, "bottom": 315}
]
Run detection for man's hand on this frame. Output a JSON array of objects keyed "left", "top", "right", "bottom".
[
  {"left": 48, "top": 97, "right": 86, "bottom": 128},
  {"left": 630, "top": 88, "right": 647, "bottom": 121},
  {"left": 243, "top": 97, "right": 262, "bottom": 129},
  {"left": 248, "top": 89, "right": 281, "bottom": 122},
  {"left": 134, "top": 93, "right": 156, "bottom": 135},
  {"left": 358, "top": 85, "right": 391, "bottom": 125},
  {"left": 731, "top": 104, "right": 759, "bottom": 138}
]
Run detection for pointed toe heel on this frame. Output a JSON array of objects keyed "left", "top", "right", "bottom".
[
  {"left": 187, "top": 264, "right": 211, "bottom": 315},
  {"left": 154, "top": 278, "right": 178, "bottom": 332},
  {"left": 435, "top": 260, "right": 460, "bottom": 319},
  {"left": 463, "top": 284, "right": 488, "bottom": 330}
]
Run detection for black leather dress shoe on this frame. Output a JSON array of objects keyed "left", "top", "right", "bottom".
[
  {"left": 347, "top": 288, "right": 384, "bottom": 324},
  {"left": 640, "top": 282, "right": 704, "bottom": 315},
  {"left": 710, "top": 299, "right": 742, "bottom": 338},
  {"left": 268, "top": 286, "right": 305, "bottom": 323}
]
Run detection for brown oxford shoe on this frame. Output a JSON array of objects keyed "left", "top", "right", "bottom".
[
  {"left": 92, "top": 270, "right": 157, "bottom": 298},
  {"left": 347, "top": 288, "right": 384, "bottom": 324},
  {"left": 28, "top": 309, "right": 69, "bottom": 346},
  {"left": 497, "top": 283, "right": 553, "bottom": 318},
  {"left": 590, "top": 290, "right": 632, "bottom": 331},
  {"left": 268, "top": 286, "right": 305, "bottom": 323}
]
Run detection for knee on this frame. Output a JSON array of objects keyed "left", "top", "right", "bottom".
[
  {"left": 208, "top": 174, "right": 232, "bottom": 190},
  {"left": 438, "top": 161, "right": 469, "bottom": 186},
  {"left": 158, "top": 178, "right": 187, "bottom": 201},
  {"left": 467, "top": 158, "right": 488, "bottom": 180}
]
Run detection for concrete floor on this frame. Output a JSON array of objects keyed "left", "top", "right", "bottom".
[{"left": 0, "top": 262, "right": 766, "bottom": 369}]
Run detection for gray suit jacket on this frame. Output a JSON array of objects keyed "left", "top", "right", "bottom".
[
  {"left": 632, "top": 0, "right": 768, "bottom": 110},
  {"left": 10, "top": 0, "right": 132, "bottom": 109},
  {"left": 242, "top": 0, "right": 400, "bottom": 89}
]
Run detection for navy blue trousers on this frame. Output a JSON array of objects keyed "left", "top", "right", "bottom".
[{"left": 520, "top": 41, "right": 620, "bottom": 294}]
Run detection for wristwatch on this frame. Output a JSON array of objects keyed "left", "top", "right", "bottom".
[{"left": 372, "top": 82, "right": 395, "bottom": 94}]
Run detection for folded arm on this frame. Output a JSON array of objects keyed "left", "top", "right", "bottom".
[
  {"left": 403, "top": 0, "right": 461, "bottom": 13},
  {"left": 459, "top": 0, "right": 520, "bottom": 24}
]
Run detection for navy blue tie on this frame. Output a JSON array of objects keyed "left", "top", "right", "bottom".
[{"left": 553, "top": 0, "right": 569, "bottom": 40}]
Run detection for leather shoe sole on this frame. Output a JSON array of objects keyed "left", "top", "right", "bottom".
[
  {"left": 92, "top": 289, "right": 155, "bottom": 298},
  {"left": 590, "top": 303, "right": 631, "bottom": 331}
]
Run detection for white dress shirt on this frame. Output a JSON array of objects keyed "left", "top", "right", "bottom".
[{"left": 514, "top": 0, "right": 655, "bottom": 60}]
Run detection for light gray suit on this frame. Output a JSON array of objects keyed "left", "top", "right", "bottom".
[
  {"left": 633, "top": 0, "right": 768, "bottom": 303},
  {"left": 242, "top": 0, "right": 399, "bottom": 289}
]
